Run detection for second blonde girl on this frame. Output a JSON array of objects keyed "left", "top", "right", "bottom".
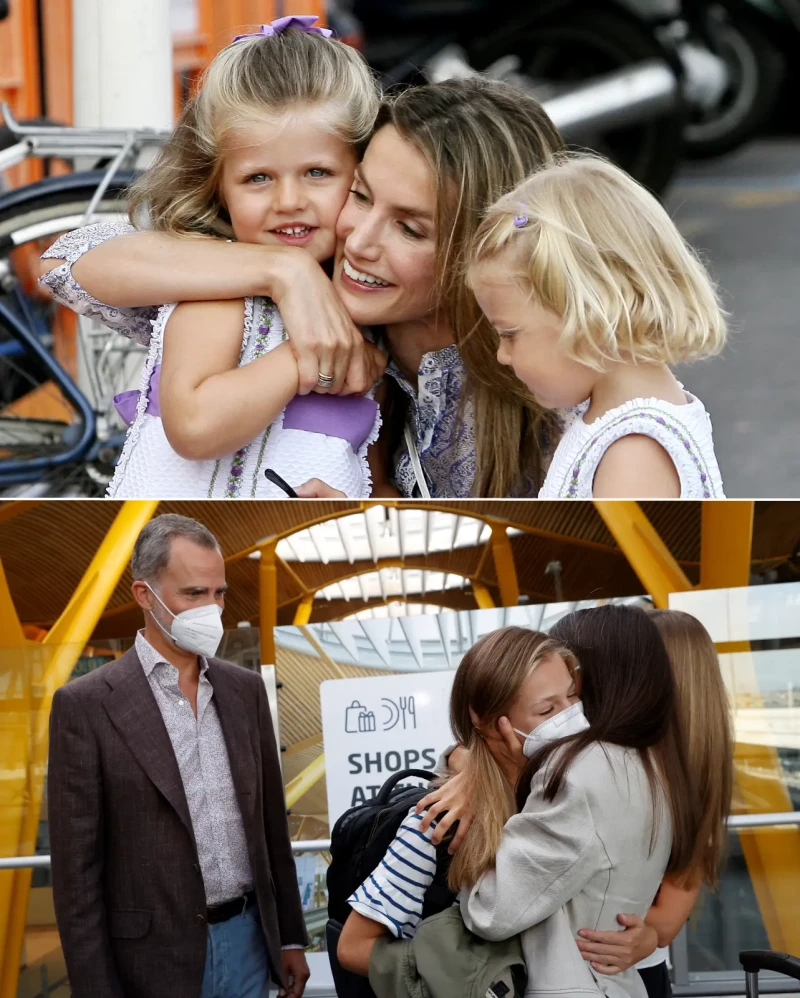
[{"left": 470, "top": 154, "right": 727, "bottom": 499}]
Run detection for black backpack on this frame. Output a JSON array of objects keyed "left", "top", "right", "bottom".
[{"left": 325, "top": 768, "right": 457, "bottom": 997}]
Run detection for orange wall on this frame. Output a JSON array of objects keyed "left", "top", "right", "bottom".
[{"left": 1, "top": 1, "right": 327, "bottom": 186}]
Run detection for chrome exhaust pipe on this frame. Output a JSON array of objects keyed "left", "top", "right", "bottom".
[
  {"left": 540, "top": 61, "right": 678, "bottom": 136},
  {"left": 426, "top": 40, "right": 726, "bottom": 138},
  {"left": 425, "top": 46, "right": 679, "bottom": 136}
]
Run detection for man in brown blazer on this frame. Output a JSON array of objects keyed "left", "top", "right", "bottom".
[{"left": 47, "top": 513, "right": 310, "bottom": 998}]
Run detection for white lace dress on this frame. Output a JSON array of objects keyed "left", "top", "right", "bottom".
[
  {"left": 108, "top": 297, "right": 380, "bottom": 499},
  {"left": 539, "top": 391, "right": 724, "bottom": 498}
]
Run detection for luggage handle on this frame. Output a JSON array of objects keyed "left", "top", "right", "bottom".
[
  {"left": 375, "top": 769, "right": 437, "bottom": 805},
  {"left": 740, "top": 950, "right": 800, "bottom": 982}
]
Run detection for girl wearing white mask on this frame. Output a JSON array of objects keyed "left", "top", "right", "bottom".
[
  {"left": 339, "top": 611, "right": 701, "bottom": 998},
  {"left": 338, "top": 626, "right": 581, "bottom": 972}
]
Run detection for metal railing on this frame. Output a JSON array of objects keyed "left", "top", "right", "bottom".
[
  {"left": 1, "top": 811, "right": 798, "bottom": 996},
  {"left": 3, "top": 810, "right": 797, "bottom": 871}
]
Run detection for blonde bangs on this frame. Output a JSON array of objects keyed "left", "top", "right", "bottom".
[
  {"left": 447, "top": 630, "right": 576, "bottom": 890},
  {"left": 127, "top": 28, "right": 379, "bottom": 238},
  {"left": 472, "top": 153, "right": 728, "bottom": 370}
]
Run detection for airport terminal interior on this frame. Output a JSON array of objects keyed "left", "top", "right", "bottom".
[{"left": 0, "top": 499, "right": 799, "bottom": 996}]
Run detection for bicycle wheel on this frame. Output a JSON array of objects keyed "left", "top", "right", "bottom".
[{"left": 0, "top": 171, "right": 144, "bottom": 496}]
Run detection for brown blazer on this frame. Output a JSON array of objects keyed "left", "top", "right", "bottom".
[{"left": 47, "top": 646, "right": 307, "bottom": 998}]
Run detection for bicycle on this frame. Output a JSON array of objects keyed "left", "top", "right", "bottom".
[{"left": 0, "top": 104, "right": 170, "bottom": 495}]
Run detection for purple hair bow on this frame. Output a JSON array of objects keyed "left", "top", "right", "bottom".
[{"left": 233, "top": 15, "right": 333, "bottom": 43}]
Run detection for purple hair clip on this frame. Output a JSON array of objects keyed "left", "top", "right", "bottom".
[
  {"left": 513, "top": 213, "right": 529, "bottom": 228},
  {"left": 233, "top": 15, "right": 333, "bottom": 43}
]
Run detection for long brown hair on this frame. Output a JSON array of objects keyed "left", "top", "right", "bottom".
[
  {"left": 447, "top": 626, "right": 576, "bottom": 890},
  {"left": 650, "top": 609, "right": 733, "bottom": 886},
  {"left": 534, "top": 605, "right": 703, "bottom": 878},
  {"left": 374, "top": 78, "right": 565, "bottom": 496}
]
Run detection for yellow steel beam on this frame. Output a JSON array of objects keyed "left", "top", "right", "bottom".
[
  {"left": 277, "top": 553, "right": 311, "bottom": 597},
  {"left": 0, "top": 557, "right": 26, "bottom": 649},
  {"left": 700, "top": 501, "right": 754, "bottom": 590},
  {"left": 0, "top": 558, "right": 32, "bottom": 965},
  {"left": 285, "top": 752, "right": 326, "bottom": 810},
  {"left": 259, "top": 540, "right": 278, "bottom": 666},
  {"left": 733, "top": 739, "right": 800, "bottom": 953},
  {"left": 593, "top": 501, "right": 692, "bottom": 608},
  {"left": 0, "top": 499, "right": 158, "bottom": 996},
  {"left": 490, "top": 524, "right": 520, "bottom": 608},
  {"left": 472, "top": 580, "right": 495, "bottom": 609},
  {"left": 293, "top": 593, "right": 315, "bottom": 626},
  {"left": 699, "top": 502, "right": 800, "bottom": 952}
]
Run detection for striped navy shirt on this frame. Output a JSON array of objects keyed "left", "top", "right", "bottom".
[{"left": 347, "top": 807, "right": 457, "bottom": 939}]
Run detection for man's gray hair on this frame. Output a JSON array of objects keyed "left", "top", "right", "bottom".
[{"left": 131, "top": 514, "right": 221, "bottom": 582}]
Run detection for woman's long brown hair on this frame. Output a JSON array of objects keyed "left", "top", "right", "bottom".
[
  {"left": 650, "top": 609, "right": 733, "bottom": 886},
  {"left": 446, "top": 627, "right": 576, "bottom": 890},
  {"left": 524, "top": 605, "right": 704, "bottom": 879},
  {"left": 374, "top": 78, "right": 565, "bottom": 496}
]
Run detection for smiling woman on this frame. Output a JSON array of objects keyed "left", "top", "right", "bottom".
[{"left": 330, "top": 82, "right": 568, "bottom": 499}]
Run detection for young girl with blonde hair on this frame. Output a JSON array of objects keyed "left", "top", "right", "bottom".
[
  {"left": 91, "top": 18, "right": 385, "bottom": 498},
  {"left": 469, "top": 154, "right": 727, "bottom": 498}
]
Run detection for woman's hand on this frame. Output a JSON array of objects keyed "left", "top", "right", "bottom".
[
  {"left": 294, "top": 479, "right": 347, "bottom": 498},
  {"left": 272, "top": 249, "right": 365, "bottom": 396},
  {"left": 414, "top": 771, "right": 473, "bottom": 853},
  {"left": 576, "top": 914, "right": 659, "bottom": 975},
  {"left": 339, "top": 341, "right": 387, "bottom": 396},
  {"left": 486, "top": 716, "right": 527, "bottom": 785}
]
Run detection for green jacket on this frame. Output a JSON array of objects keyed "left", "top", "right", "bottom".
[{"left": 368, "top": 908, "right": 526, "bottom": 998}]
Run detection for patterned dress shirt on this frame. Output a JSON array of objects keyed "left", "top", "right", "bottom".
[{"left": 134, "top": 631, "right": 253, "bottom": 906}]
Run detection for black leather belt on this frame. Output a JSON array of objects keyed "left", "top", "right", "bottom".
[{"left": 206, "top": 890, "right": 256, "bottom": 925}]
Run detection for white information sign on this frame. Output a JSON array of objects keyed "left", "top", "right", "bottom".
[{"left": 320, "top": 670, "right": 455, "bottom": 827}]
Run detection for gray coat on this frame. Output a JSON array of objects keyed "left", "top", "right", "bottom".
[{"left": 460, "top": 741, "right": 672, "bottom": 998}]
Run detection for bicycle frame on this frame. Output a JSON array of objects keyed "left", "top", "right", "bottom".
[
  {"left": 0, "top": 290, "right": 96, "bottom": 484},
  {"left": 0, "top": 106, "right": 170, "bottom": 489},
  {"left": 0, "top": 102, "right": 170, "bottom": 220}
]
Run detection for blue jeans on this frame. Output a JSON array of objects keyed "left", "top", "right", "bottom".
[{"left": 200, "top": 903, "right": 272, "bottom": 998}]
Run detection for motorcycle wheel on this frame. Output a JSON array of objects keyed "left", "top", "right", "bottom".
[
  {"left": 683, "top": 13, "right": 784, "bottom": 159},
  {"left": 473, "top": 7, "right": 687, "bottom": 195}
]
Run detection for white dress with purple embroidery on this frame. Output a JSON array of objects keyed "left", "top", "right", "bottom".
[
  {"left": 107, "top": 297, "right": 381, "bottom": 498},
  {"left": 539, "top": 391, "right": 724, "bottom": 498}
]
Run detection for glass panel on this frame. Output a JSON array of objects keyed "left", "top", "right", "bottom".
[
  {"left": 667, "top": 581, "right": 800, "bottom": 983},
  {"left": 687, "top": 830, "right": 771, "bottom": 974}
]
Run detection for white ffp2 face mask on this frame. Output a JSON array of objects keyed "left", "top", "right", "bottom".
[
  {"left": 513, "top": 701, "right": 589, "bottom": 758},
  {"left": 145, "top": 583, "right": 224, "bottom": 659}
]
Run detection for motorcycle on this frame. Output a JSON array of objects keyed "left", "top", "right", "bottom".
[
  {"left": 331, "top": 0, "right": 728, "bottom": 193},
  {"left": 679, "top": 0, "right": 790, "bottom": 158}
]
